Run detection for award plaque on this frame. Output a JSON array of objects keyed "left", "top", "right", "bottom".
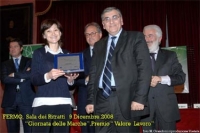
[{"left": 54, "top": 53, "right": 84, "bottom": 73}]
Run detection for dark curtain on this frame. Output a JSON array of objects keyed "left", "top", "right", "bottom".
[
  {"left": 36, "top": 1, "right": 199, "bottom": 106},
  {"left": 37, "top": 1, "right": 167, "bottom": 51},
  {"left": 166, "top": 1, "right": 199, "bottom": 106}
]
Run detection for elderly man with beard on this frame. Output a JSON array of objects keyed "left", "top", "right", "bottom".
[{"left": 141, "top": 25, "right": 185, "bottom": 131}]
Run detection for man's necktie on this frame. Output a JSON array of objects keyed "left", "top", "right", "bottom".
[
  {"left": 150, "top": 53, "right": 156, "bottom": 71},
  {"left": 102, "top": 36, "right": 116, "bottom": 98},
  {"left": 14, "top": 58, "right": 19, "bottom": 72}
]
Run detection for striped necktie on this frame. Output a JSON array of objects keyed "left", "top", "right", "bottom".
[{"left": 102, "top": 36, "right": 116, "bottom": 98}]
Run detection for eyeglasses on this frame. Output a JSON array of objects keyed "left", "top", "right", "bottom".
[
  {"left": 85, "top": 32, "right": 98, "bottom": 38},
  {"left": 103, "top": 15, "right": 120, "bottom": 23}
]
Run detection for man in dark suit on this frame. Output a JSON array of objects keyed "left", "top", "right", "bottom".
[
  {"left": 85, "top": 7, "right": 151, "bottom": 133},
  {"left": 1, "top": 38, "right": 35, "bottom": 133},
  {"left": 141, "top": 25, "right": 186, "bottom": 131},
  {"left": 76, "top": 22, "right": 102, "bottom": 133}
]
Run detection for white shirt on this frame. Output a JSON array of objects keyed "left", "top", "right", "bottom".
[
  {"left": 99, "top": 28, "right": 122, "bottom": 88},
  {"left": 13, "top": 55, "right": 22, "bottom": 65},
  {"left": 90, "top": 46, "right": 94, "bottom": 57},
  {"left": 44, "top": 45, "right": 63, "bottom": 83},
  {"left": 13, "top": 55, "right": 23, "bottom": 88}
]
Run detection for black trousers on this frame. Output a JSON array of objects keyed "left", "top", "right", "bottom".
[
  {"left": 4, "top": 91, "right": 33, "bottom": 133},
  {"left": 94, "top": 89, "right": 140, "bottom": 133},
  {"left": 31, "top": 104, "right": 72, "bottom": 133},
  {"left": 77, "top": 85, "right": 95, "bottom": 133}
]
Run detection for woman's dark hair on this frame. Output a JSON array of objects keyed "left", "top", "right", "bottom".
[{"left": 40, "top": 19, "right": 63, "bottom": 46}]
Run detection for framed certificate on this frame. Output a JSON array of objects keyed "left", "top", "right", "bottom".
[{"left": 54, "top": 53, "right": 84, "bottom": 73}]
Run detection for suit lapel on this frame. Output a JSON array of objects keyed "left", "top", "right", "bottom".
[
  {"left": 85, "top": 48, "right": 92, "bottom": 66},
  {"left": 114, "top": 30, "right": 127, "bottom": 54},
  {"left": 86, "top": 48, "right": 92, "bottom": 59},
  {"left": 154, "top": 49, "right": 165, "bottom": 75},
  {"left": 100, "top": 37, "right": 108, "bottom": 60},
  {"left": 19, "top": 56, "right": 26, "bottom": 72},
  {"left": 9, "top": 59, "right": 17, "bottom": 72},
  {"left": 96, "top": 37, "right": 108, "bottom": 73},
  {"left": 96, "top": 30, "right": 127, "bottom": 71}
]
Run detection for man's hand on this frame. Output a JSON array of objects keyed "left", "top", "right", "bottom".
[
  {"left": 26, "top": 67, "right": 31, "bottom": 71},
  {"left": 86, "top": 104, "right": 94, "bottom": 114},
  {"left": 131, "top": 101, "right": 144, "bottom": 110},
  {"left": 151, "top": 76, "right": 161, "bottom": 87},
  {"left": 8, "top": 73, "right": 14, "bottom": 77},
  {"left": 85, "top": 76, "right": 89, "bottom": 82}
]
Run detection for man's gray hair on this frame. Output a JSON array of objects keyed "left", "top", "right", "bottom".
[
  {"left": 101, "top": 7, "right": 122, "bottom": 20},
  {"left": 84, "top": 22, "right": 102, "bottom": 33},
  {"left": 143, "top": 25, "right": 162, "bottom": 38}
]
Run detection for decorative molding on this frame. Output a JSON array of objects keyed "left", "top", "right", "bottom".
[{"left": 35, "top": 0, "right": 53, "bottom": 16}]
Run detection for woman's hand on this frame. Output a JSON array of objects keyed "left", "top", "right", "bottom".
[{"left": 47, "top": 69, "right": 65, "bottom": 80}]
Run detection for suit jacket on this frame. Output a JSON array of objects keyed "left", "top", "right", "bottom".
[
  {"left": 1, "top": 56, "right": 35, "bottom": 108},
  {"left": 87, "top": 30, "right": 152, "bottom": 119},
  {"left": 76, "top": 47, "right": 92, "bottom": 103},
  {"left": 148, "top": 49, "right": 185, "bottom": 122},
  {"left": 83, "top": 47, "right": 92, "bottom": 76},
  {"left": 76, "top": 47, "right": 92, "bottom": 85},
  {"left": 76, "top": 47, "right": 92, "bottom": 86},
  {"left": 76, "top": 47, "right": 93, "bottom": 115}
]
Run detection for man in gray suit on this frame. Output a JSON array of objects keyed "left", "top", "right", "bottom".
[
  {"left": 141, "top": 25, "right": 186, "bottom": 131},
  {"left": 85, "top": 7, "right": 151, "bottom": 133}
]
